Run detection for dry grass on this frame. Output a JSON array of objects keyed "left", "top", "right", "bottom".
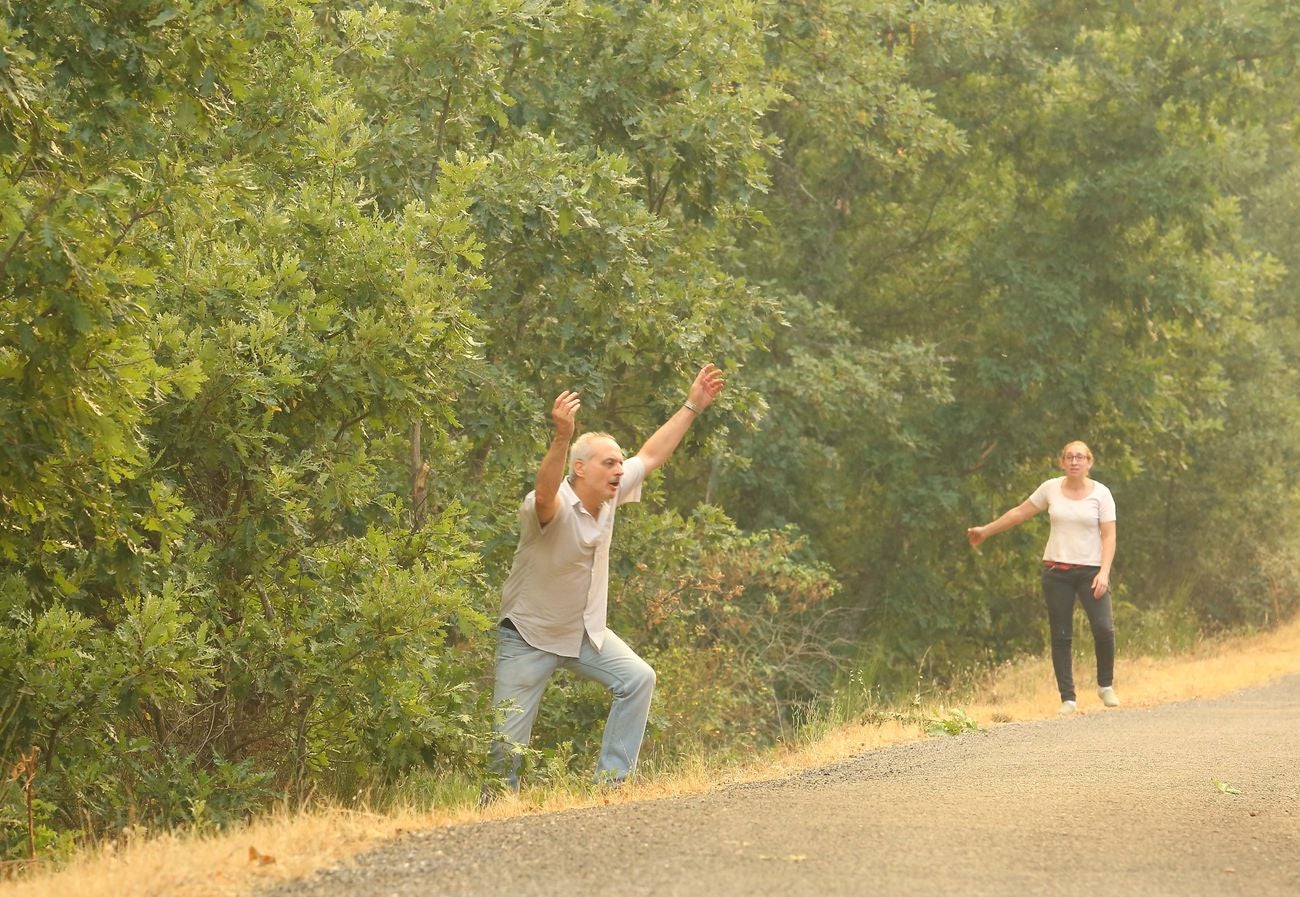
[{"left": 6, "top": 616, "right": 1299, "bottom": 897}]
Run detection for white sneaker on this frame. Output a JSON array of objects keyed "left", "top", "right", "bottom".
[
  {"left": 1098, "top": 686, "right": 1120, "bottom": 707},
  {"left": 1058, "top": 700, "right": 1077, "bottom": 715}
]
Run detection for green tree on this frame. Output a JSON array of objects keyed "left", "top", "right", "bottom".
[{"left": 3, "top": 1, "right": 491, "bottom": 843}]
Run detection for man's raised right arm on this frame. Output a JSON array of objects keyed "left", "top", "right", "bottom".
[{"left": 534, "top": 391, "right": 581, "bottom": 526}]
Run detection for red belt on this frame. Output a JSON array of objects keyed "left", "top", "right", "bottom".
[{"left": 1042, "top": 561, "right": 1091, "bottom": 571}]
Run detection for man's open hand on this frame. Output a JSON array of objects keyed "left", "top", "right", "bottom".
[
  {"left": 688, "top": 363, "right": 725, "bottom": 411},
  {"left": 552, "top": 391, "right": 581, "bottom": 439}
]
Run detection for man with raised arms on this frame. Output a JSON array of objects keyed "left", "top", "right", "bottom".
[{"left": 486, "top": 363, "right": 726, "bottom": 793}]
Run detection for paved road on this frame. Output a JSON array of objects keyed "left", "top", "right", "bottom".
[{"left": 271, "top": 674, "right": 1300, "bottom": 897}]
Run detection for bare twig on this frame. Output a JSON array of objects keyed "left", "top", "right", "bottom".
[{"left": 6, "top": 746, "right": 41, "bottom": 861}]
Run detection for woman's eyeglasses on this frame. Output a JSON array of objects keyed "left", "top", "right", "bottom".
[{"left": 1063, "top": 453, "right": 1089, "bottom": 462}]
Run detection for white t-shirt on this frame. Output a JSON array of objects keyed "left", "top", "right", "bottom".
[
  {"left": 1027, "top": 477, "right": 1116, "bottom": 566},
  {"left": 498, "top": 456, "right": 647, "bottom": 657}
]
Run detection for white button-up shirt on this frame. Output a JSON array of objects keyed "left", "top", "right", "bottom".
[{"left": 498, "top": 456, "right": 646, "bottom": 657}]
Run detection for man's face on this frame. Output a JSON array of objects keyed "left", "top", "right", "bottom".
[{"left": 576, "top": 438, "right": 625, "bottom": 500}]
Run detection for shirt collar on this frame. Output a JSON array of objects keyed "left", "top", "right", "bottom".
[{"left": 559, "top": 475, "right": 607, "bottom": 518}]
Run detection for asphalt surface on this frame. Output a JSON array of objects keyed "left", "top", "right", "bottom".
[{"left": 269, "top": 674, "right": 1300, "bottom": 897}]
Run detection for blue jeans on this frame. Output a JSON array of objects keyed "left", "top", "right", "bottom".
[
  {"left": 1042, "top": 565, "right": 1115, "bottom": 702},
  {"left": 488, "top": 626, "right": 655, "bottom": 790}
]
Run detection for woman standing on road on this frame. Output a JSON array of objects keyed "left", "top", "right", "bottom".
[{"left": 967, "top": 441, "right": 1119, "bottom": 714}]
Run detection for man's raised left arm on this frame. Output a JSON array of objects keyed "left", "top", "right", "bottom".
[{"left": 635, "top": 363, "right": 725, "bottom": 473}]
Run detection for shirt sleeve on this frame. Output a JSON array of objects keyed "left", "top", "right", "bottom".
[
  {"left": 1098, "top": 484, "right": 1117, "bottom": 523},
  {"left": 617, "top": 455, "right": 647, "bottom": 506},
  {"left": 518, "top": 492, "right": 542, "bottom": 537},
  {"left": 1027, "top": 478, "right": 1053, "bottom": 511},
  {"left": 520, "top": 489, "right": 575, "bottom": 536}
]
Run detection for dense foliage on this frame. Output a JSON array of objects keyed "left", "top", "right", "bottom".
[{"left": 3, "top": 0, "right": 1299, "bottom": 856}]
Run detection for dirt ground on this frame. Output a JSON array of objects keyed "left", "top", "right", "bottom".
[{"left": 268, "top": 673, "right": 1300, "bottom": 897}]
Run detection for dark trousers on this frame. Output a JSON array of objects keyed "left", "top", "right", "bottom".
[{"left": 1041, "top": 565, "right": 1115, "bottom": 702}]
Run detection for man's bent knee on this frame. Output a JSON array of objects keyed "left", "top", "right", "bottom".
[{"left": 623, "top": 661, "right": 655, "bottom": 696}]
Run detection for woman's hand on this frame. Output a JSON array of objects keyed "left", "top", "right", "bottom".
[{"left": 1092, "top": 571, "right": 1110, "bottom": 599}]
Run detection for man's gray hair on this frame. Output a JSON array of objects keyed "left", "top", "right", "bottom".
[{"left": 569, "top": 431, "right": 621, "bottom": 476}]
